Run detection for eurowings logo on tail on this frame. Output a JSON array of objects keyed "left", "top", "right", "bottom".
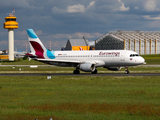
[{"left": 26, "top": 29, "right": 56, "bottom": 59}]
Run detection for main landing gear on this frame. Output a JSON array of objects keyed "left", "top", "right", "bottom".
[
  {"left": 91, "top": 69, "right": 97, "bottom": 74},
  {"left": 125, "top": 66, "right": 129, "bottom": 74},
  {"left": 73, "top": 69, "right": 80, "bottom": 74}
]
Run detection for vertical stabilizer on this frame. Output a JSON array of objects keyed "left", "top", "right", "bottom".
[
  {"left": 26, "top": 29, "right": 56, "bottom": 59},
  {"left": 27, "top": 29, "right": 47, "bottom": 59}
]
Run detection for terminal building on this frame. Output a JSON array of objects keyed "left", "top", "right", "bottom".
[
  {"left": 62, "top": 30, "right": 160, "bottom": 55},
  {"left": 95, "top": 30, "right": 160, "bottom": 55},
  {"left": 62, "top": 38, "right": 95, "bottom": 51}
]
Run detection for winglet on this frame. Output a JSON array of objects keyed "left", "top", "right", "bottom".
[{"left": 27, "top": 29, "right": 38, "bottom": 39}]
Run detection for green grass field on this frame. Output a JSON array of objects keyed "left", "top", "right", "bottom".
[
  {"left": 0, "top": 76, "right": 160, "bottom": 120},
  {"left": 141, "top": 54, "right": 160, "bottom": 64},
  {"left": 0, "top": 54, "right": 160, "bottom": 120}
]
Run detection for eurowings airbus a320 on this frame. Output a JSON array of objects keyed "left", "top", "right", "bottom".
[{"left": 26, "top": 29, "right": 145, "bottom": 74}]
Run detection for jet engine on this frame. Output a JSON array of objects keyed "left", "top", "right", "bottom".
[
  {"left": 79, "top": 63, "right": 95, "bottom": 72},
  {"left": 105, "top": 67, "right": 121, "bottom": 71}
]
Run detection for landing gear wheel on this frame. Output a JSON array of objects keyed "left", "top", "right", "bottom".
[
  {"left": 125, "top": 70, "right": 129, "bottom": 74},
  {"left": 73, "top": 70, "right": 80, "bottom": 74},
  {"left": 91, "top": 69, "right": 97, "bottom": 74},
  {"left": 125, "top": 66, "right": 129, "bottom": 74}
]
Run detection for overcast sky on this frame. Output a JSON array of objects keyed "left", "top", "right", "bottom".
[{"left": 1, "top": 0, "right": 160, "bottom": 51}]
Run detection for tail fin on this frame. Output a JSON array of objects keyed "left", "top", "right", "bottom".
[
  {"left": 26, "top": 29, "right": 55, "bottom": 59},
  {"left": 27, "top": 29, "right": 46, "bottom": 59}
]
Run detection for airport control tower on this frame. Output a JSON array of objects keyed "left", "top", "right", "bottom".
[{"left": 3, "top": 10, "right": 18, "bottom": 61}]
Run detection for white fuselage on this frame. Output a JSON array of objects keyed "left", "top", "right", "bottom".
[{"left": 47, "top": 50, "right": 145, "bottom": 67}]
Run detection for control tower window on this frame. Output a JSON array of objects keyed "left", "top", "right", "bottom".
[{"left": 5, "top": 19, "right": 16, "bottom": 22}]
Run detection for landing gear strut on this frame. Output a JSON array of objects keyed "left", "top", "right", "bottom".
[{"left": 125, "top": 66, "right": 129, "bottom": 74}]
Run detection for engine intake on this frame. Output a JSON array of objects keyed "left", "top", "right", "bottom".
[{"left": 79, "top": 63, "right": 95, "bottom": 72}]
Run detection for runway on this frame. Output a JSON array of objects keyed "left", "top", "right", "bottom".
[{"left": 0, "top": 73, "right": 160, "bottom": 76}]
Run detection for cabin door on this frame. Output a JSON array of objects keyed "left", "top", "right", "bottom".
[{"left": 120, "top": 51, "right": 125, "bottom": 61}]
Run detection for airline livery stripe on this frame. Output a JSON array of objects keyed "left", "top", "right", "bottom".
[
  {"left": 27, "top": 29, "right": 38, "bottom": 38},
  {"left": 30, "top": 41, "right": 44, "bottom": 59}
]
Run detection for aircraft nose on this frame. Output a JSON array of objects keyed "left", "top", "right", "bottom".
[{"left": 140, "top": 57, "right": 145, "bottom": 64}]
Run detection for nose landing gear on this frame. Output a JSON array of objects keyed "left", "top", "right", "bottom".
[{"left": 125, "top": 66, "right": 129, "bottom": 74}]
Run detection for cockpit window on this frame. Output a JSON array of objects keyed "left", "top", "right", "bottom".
[{"left": 130, "top": 54, "right": 139, "bottom": 57}]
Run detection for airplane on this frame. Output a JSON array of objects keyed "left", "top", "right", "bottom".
[{"left": 26, "top": 29, "right": 145, "bottom": 74}]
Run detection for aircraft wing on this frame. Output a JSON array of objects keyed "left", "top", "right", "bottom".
[
  {"left": 37, "top": 59, "right": 105, "bottom": 67},
  {"left": 37, "top": 59, "right": 82, "bottom": 64}
]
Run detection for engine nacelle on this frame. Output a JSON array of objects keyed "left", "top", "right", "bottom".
[
  {"left": 105, "top": 67, "right": 121, "bottom": 71},
  {"left": 79, "top": 63, "right": 95, "bottom": 72}
]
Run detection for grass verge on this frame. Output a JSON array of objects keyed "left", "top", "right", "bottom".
[
  {"left": 0, "top": 76, "right": 160, "bottom": 120},
  {"left": 0, "top": 65, "right": 160, "bottom": 74}
]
